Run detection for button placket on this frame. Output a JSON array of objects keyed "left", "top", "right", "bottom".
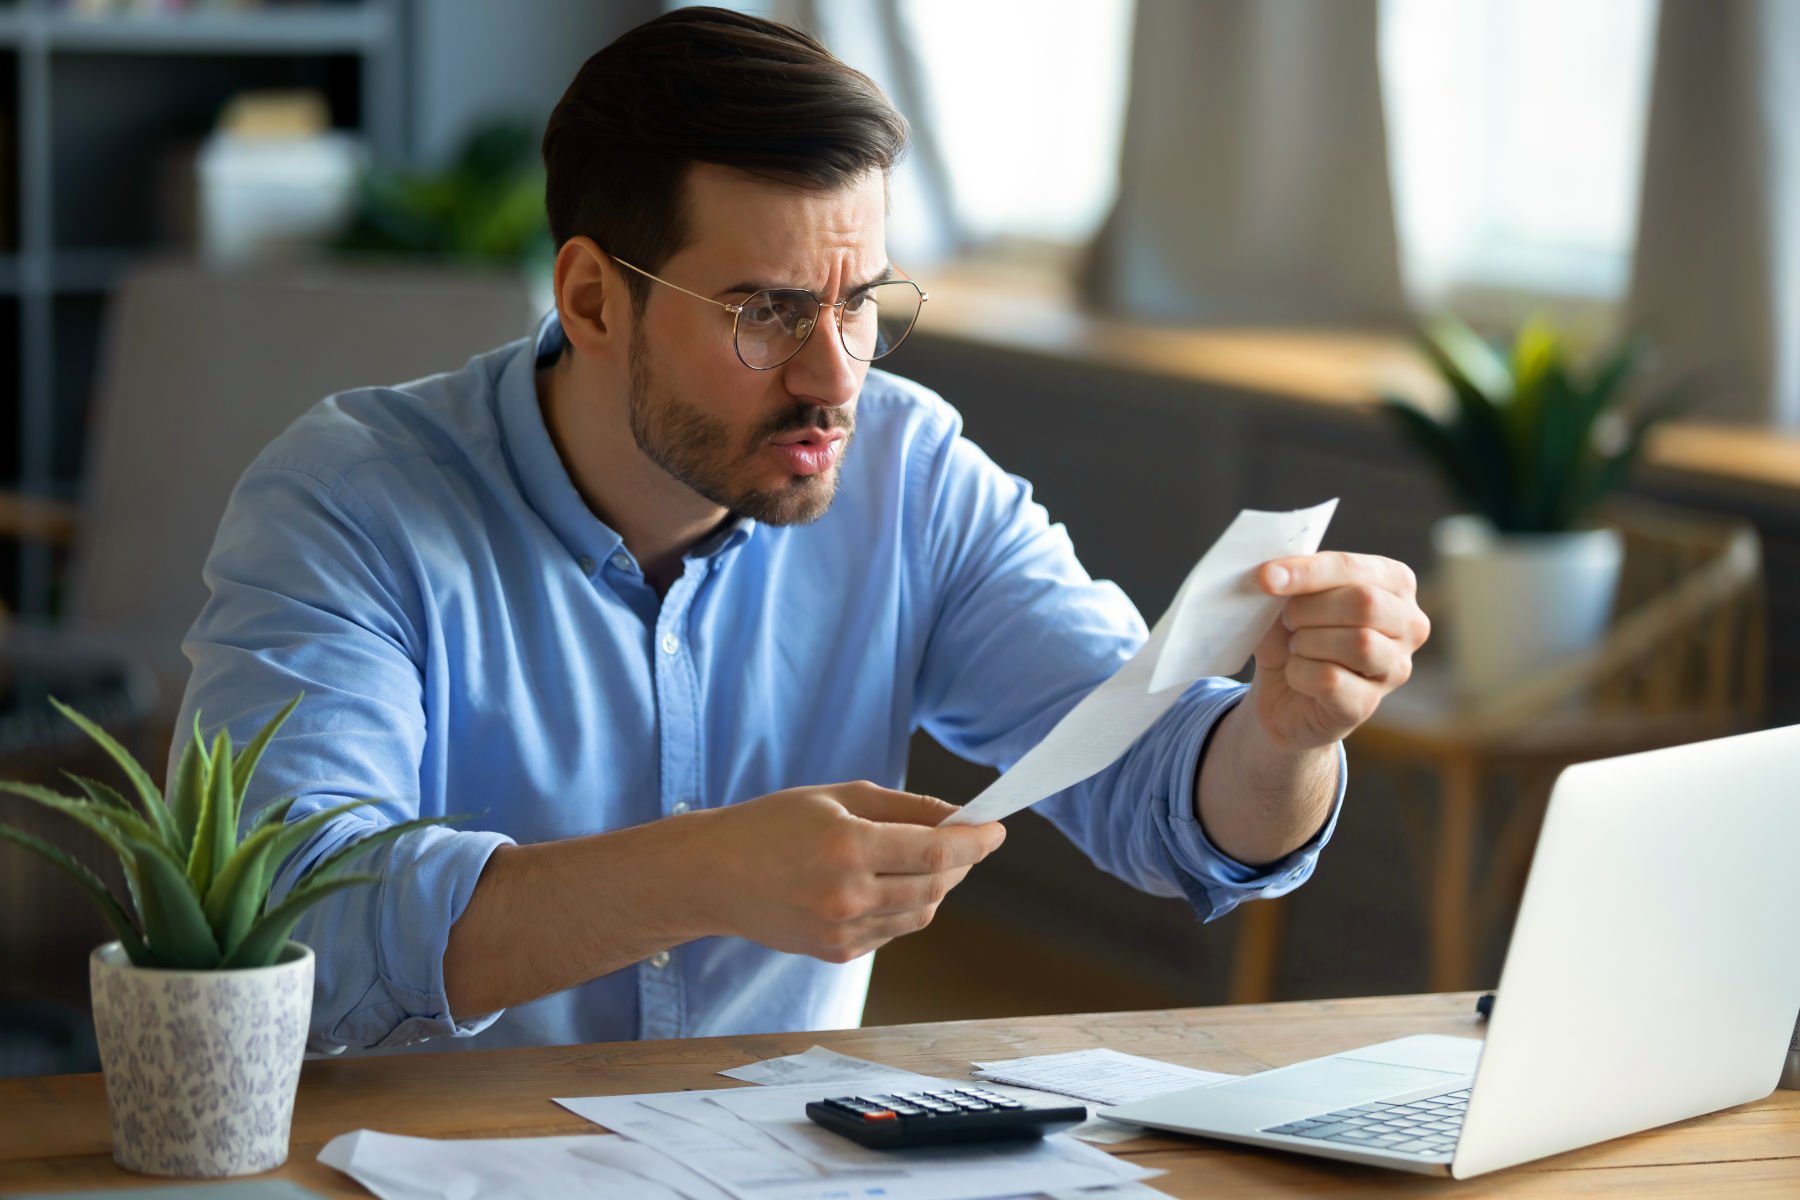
[{"left": 642, "top": 578, "right": 702, "bottom": 1040}]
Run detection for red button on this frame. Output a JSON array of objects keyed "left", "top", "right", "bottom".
[{"left": 862, "top": 1110, "right": 898, "bottom": 1121}]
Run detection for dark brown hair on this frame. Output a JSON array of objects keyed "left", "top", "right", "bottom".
[{"left": 542, "top": 5, "right": 909, "bottom": 310}]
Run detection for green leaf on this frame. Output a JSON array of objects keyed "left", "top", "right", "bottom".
[
  {"left": 204, "top": 798, "right": 376, "bottom": 956},
  {"left": 0, "top": 781, "right": 145, "bottom": 872},
  {"left": 61, "top": 771, "right": 132, "bottom": 815},
  {"left": 301, "top": 814, "right": 465, "bottom": 885},
  {"left": 186, "top": 729, "right": 237, "bottom": 897},
  {"left": 1424, "top": 312, "right": 1512, "bottom": 402},
  {"left": 166, "top": 713, "right": 209, "bottom": 857},
  {"left": 221, "top": 874, "right": 383, "bottom": 969},
  {"left": 47, "top": 697, "right": 181, "bottom": 851},
  {"left": 53, "top": 775, "right": 156, "bottom": 923},
  {"left": 137, "top": 843, "right": 222, "bottom": 969},
  {"left": 230, "top": 694, "right": 303, "bottom": 810},
  {"left": 0, "top": 825, "right": 149, "bottom": 964}
]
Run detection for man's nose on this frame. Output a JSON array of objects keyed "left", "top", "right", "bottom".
[{"left": 781, "top": 304, "right": 860, "bottom": 408}]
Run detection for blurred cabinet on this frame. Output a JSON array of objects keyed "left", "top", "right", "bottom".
[{"left": 0, "top": 0, "right": 405, "bottom": 614}]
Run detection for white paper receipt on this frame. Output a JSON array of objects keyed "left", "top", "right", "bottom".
[{"left": 940, "top": 499, "right": 1337, "bottom": 828}]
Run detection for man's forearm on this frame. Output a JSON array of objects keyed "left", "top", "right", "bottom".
[
  {"left": 1194, "top": 700, "right": 1338, "bottom": 867},
  {"left": 443, "top": 813, "right": 715, "bottom": 1020}
]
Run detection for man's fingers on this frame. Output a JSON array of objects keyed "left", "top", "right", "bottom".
[
  {"left": 837, "top": 782, "right": 961, "bottom": 826},
  {"left": 1279, "top": 584, "right": 1424, "bottom": 641},
  {"left": 861, "top": 819, "right": 1004, "bottom": 874},
  {"left": 866, "top": 864, "right": 972, "bottom": 916},
  {"left": 1261, "top": 551, "right": 1417, "bottom": 600},
  {"left": 1287, "top": 627, "right": 1410, "bottom": 683},
  {"left": 1283, "top": 655, "right": 1383, "bottom": 724}
]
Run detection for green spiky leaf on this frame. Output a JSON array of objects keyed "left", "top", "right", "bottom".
[
  {"left": 305, "top": 814, "right": 466, "bottom": 884},
  {"left": 167, "top": 713, "right": 210, "bottom": 856},
  {"left": 61, "top": 771, "right": 132, "bottom": 816},
  {"left": 135, "top": 836, "right": 223, "bottom": 968},
  {"left": 221, "top": 873, "right": 383, "bottom": 969},
  {"left": 205, "top": 798, "right": 377, "bottom": 956},
  {"left": 230, "top": 694, "right": 302, "bottom": 807},
  {"left": 46, "top": 698, "right": 181, "bottom": 850},
  {"left": 0, "top": 826, "right": 149, "bottom": 964}
]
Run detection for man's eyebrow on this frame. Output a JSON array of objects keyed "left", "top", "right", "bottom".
[{"left": 716, "top": 264, "right": 897, "bottom": 298}]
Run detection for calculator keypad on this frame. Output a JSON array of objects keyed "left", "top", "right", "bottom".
[{"left": 821, "top": 1087, "right": 1026, "bottom": 1122}]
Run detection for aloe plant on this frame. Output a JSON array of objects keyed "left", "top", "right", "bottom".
[
  {"left": 1383, "top": 315, "right": 1688, "bottom": 534},
  {"left": 0, "top": 695, "right": 452, "bottom": 970}
]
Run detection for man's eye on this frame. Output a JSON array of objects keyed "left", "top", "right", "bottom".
[
  {"left": 745, "top": 294, "right": 808, "bottom": 326},
  {"left": 843, "top": 292, "right": 873, "bottom": 316}
]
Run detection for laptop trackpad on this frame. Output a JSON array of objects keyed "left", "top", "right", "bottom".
[{"left": 1241, "top": 1058, "right": 1465, "bottom": 1107}]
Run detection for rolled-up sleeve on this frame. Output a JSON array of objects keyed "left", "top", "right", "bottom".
[
  {"left": 174, "top": 457, "right": 512, "bottom": 1053},
  {"left": 909, "top": 413, "right": 1340, "bottom": 919}
]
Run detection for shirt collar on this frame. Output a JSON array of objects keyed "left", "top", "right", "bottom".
[{"left": 497, "top": 312, "right": 756, "bottom": 567}]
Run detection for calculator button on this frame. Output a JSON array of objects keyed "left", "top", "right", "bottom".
[{"left": 861, "top": 1110, "right": 898, "bottom": 1121}]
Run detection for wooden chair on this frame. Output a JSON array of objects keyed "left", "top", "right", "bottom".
[{"left": 1228, "top": 500, "right": 1766, "bottom": 1001}]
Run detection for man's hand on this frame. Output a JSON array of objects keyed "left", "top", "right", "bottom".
[
  {"left": 694, "top": 781, "right": 1005, "bottom": 964},
  {"left": 1250, "top": 551, "right": 1431, "bottom": 750}
]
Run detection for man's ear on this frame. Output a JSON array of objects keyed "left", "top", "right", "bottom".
[{"left": 553, "top": 237, "right": 628, "bottom": 362}]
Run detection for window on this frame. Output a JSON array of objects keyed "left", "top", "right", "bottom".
[
  {"left": 1380, "top": 0, "right": 1661, "bottom": 319},
  {"left": 899, "top": 0, "right": 1134, "bottom": 251}
]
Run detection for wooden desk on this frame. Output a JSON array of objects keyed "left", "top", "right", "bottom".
[{"left": 2, "top": 994, "right": 1795, "bottom": 1197}]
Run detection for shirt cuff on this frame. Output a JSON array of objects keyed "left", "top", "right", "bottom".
[
  {"left": 1158, "top": 692, "right": 1346, "bottom": 922},
  {"left": 327, "top": 824, "right": 515, "bottom": 1051}
]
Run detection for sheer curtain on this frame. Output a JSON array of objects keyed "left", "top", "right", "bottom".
[
  {"left": 1627, "top": 0, "right": 1800, "bottom": 426},
  {"left": 1080, "top": 0, "right": 1406, "bottom": 326}
]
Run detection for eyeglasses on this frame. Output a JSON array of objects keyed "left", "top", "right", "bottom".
[{"left": 611, "top": 256, "right": 929, "bottom": 371}]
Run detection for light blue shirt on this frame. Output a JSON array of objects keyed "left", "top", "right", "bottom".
[{"left": 175, "top": 316, "right": 1342, "bottom": 1055}]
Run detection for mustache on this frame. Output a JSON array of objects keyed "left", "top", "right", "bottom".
[{"left": 756, "top": 404, "right": 854, "bottom": 441}]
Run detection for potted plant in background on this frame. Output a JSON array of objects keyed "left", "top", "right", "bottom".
[
  {"left": 0, "top": 696, "right": 451, "bottom": 1178},
  {"left": 1384, "top": 315, "right": 1687, "bottom": 699}
]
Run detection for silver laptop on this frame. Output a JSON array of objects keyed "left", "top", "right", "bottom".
[{"left": 1102, "top": 724, "right": 1800, "bottom": 1179}]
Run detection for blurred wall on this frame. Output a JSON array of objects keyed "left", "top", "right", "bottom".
[{"left": 406, "top": 0, "right": 661, "bottom": 167}]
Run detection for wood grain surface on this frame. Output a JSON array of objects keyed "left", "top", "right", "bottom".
[{"left": 2, "top": 993, "right": 1795, "bottom": 1197}]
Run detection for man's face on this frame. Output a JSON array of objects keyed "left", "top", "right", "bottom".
[{"left": 624, "top": 164, "right": 887, "bottom": 526}]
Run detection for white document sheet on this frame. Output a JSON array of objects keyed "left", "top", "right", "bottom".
[
  {"left": 718, "top": 1044, "right": 938, "bottom": 1088},
  {"left": 941, "top": 500, "right": 1338, "bottom": 827},
  {"left": 973, "top": 1048, "right": 1237, "bottom": 1106},
  {"left": 720, "top": 1043, "right": 1173, "bottom": 1145},
  {"left": 316, "top": 1129, "right": 734, "bottom": 1200},
  {"left": 558, "top": 1078, "right": 1161, "bottom": 1200}
]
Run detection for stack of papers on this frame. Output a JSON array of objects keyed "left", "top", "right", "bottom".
[
  {"left": 972, "top": 1048, "right": 1236, "bottom": 1106},
  {"left": 319, "top": 1043, "right": 1173, "bottom": 1200}
]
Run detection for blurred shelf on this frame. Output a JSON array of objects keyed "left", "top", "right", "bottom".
[
  {"left": 0, "top": 6, "right": 390, "bottom": 55},
  {"left": 47, "top": 248, "right": 130, "bottom": 294}
]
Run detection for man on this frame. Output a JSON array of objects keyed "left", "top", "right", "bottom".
[{"left": 176, "top": 7, "right": 1427, "bottom": 1055}]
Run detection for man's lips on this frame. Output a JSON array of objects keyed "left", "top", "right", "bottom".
[
  {"left": 765, "top": 428, "right": 846, "bottom": 476},
  {"left": 767, "top": 428, "right": 847, "bottom": 448}
]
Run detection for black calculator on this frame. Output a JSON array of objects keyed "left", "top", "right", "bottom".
[{"left": 804, "top": 1086, "right": 1088, "bottom": 1148}]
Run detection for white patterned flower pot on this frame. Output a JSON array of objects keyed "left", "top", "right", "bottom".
[{"left": 89, "top": 941, "right": 313, "bottom": 1177}]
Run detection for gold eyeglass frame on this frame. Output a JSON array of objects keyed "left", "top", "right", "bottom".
[{"left": 610, "top": 255, "right": 929, "bottom": 372}]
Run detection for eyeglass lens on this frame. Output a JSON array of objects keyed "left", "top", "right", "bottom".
[{"left": 735, "top": 281, "right": 923, "bottom": 369}]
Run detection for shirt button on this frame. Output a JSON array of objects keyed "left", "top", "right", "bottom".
[
  {"left": 577, "top": 555, "right": 596, "bottom": 575},
  {"left": 671, "top": 801, "right": 690, "bottom": 816},
  {"left": 660, "top": 633, "right": 679, "bottom": 655},
  {"left": 611, "top": 551, "right": 631, "bottom": 571},
  {"left": 649, "top": 950, "right": 672, "bottom": 970}
]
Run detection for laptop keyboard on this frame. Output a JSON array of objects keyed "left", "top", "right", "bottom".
[{"left": 1262, "top": 1087, "right": 1469, "bottom": 1157}]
